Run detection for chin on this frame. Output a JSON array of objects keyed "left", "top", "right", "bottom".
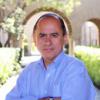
[{"left": 44, "top": 55, "right": 55, "bottom": 60}]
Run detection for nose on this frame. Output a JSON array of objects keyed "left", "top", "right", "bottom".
[{"left": 44, "top": 35, "right": 52, "bottom": 45}]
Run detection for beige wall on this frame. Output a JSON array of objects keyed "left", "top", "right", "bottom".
[{"left": 70, "top": 0, "right": 100, "bottom": 45}]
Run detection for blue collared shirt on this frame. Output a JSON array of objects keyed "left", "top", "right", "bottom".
[{"left": 6, "top": 51, "right": 96, "bottom": 100}]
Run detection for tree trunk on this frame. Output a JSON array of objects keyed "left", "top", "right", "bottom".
[{"left": 4, "top": 33, "right": 11, "bottom": 47}]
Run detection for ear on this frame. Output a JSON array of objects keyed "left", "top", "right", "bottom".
[{"left": 64, "top": 34, "right": 68, "bottom": 45}]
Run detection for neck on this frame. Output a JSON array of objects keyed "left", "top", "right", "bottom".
[{"left": 43, "top": 58, "right": 54, "bottom": 69}]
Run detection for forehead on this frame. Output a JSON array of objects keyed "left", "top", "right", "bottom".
[
  {"left": 39, "top": 16, "right": 61, "bottom": 24},
  {"left": 36, "top": 16, "right": 62, "bottom": 30}
]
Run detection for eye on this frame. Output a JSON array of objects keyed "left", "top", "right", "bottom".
[
  {"left": 39, "top": 33, "right": 46, "bottom": 38},
  {"left": 51, "top": 33, "right": 59, "bottom": 38}
]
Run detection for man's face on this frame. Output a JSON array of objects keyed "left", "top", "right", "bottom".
[{"left": 33, "top": 17, "right": 67, "bottom": 63}]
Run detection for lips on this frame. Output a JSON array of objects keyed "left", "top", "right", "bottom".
[{"left": 43, "top": 48, "right": 54, "bottom": 52}]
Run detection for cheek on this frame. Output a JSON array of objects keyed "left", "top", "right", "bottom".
[
  {"left": 53, "top": 41, "right": 64, "bottom": 51},
  {"left": 36, "top": 41, "right": 44, "bottom": 50},
  {"left": 54, "top": 39, "right": 64, "bottom": 46}
]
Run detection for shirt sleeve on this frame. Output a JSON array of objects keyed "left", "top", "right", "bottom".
[
  {"left": 6, "top": 67, "right": 38, "bottom": 100},
  {"left": 61, "top": 60, "right": 96, "bottom": 100},
  {"left": 6, "top": 95, "right": 38, "bottom": 100}
]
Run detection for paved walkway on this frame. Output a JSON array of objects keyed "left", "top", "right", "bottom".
[
  {"left": 0, "top": 55, "right": 41, "bottom": 100},
  {"left": 0, "top": 75, "right": 18, "bottom": 100},
  {"left": 95, "top": 87, "right": 100, "bottom": 100}
]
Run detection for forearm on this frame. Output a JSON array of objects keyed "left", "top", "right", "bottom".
[
  {"left": 39, "top": 97, "right": 61, "bottom": 100},
  {"left": 6, "top": 95, "right": 38, "bottom": 100},
  {"left": 6, "top": 96, "right": 61, "bottom": 100}
]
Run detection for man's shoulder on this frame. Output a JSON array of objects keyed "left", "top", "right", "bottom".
[
  {"left": 63, "top": 54, "right": 79, "bottom": 62},
  {"left": 63, "top": 54, "right": 85, "bottom": 68}
]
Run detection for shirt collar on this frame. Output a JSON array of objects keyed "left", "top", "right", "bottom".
[
  {"left": 53, "top": 51, "right": 65, "bottom": 68},
  {"left": 37, "top": 51, "right": 65, "bottom": 69}
]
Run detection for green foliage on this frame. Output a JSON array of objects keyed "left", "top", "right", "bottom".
[
  {"left": 0, "top": 48, "right": 21, "bottom": 87},
  {"left": 0, "top": 0, "right": 6, "bottom": 5},
  {"left": 1, "top": 0, "right": 81, "bottom": 32},
  {"left": 25, "top": 0, "right": 81, "bottom": 16},
  {"left": 1, "top": 7, "right": 26, "bottom": 39},
  {"left": 74, "top": 46, "right": 100, "bottom": 88},
  {"left": 0, "top": 0, "right": 81, "bottom": 41}
]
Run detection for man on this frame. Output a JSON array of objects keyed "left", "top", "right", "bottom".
[{"left": 6, "top": 13, "right": 96, "bottom": 100}]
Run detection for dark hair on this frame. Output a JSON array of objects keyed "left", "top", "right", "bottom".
[{"left": 33, "top": 13, "right": 67, "bottom": 36}]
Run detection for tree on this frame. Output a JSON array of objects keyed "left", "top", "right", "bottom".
[
  {"left": 0, "top": 0, "right": 81, "bottom": 47},
  {"left": 24, "top": 0, "right": 81, "bottom": 16},
  {"left": 0, "top": 7, "right": 25, "bottom": 47}
]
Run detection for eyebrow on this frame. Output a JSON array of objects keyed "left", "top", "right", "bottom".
[
  {"left": 39, "top": 32, "right": 60, "bottom": 35},
  {"left": 39, "top": 32, "right": 60, "bottom": 37}
]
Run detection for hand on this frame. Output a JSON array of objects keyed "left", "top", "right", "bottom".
[
  {"left": 39, "top": 97, "right": 49, "bottom": 100},
  {"left": 53, "top": 97, "right": 61, "bottom": 100}
]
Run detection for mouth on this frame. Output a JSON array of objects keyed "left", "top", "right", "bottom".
[{"left": 43, "top": 48, "right": 53, "bottom": 52}]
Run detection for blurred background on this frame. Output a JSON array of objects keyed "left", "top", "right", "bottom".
[{"left": 0, "top": 0, "right": 100, "bottom": 100}]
